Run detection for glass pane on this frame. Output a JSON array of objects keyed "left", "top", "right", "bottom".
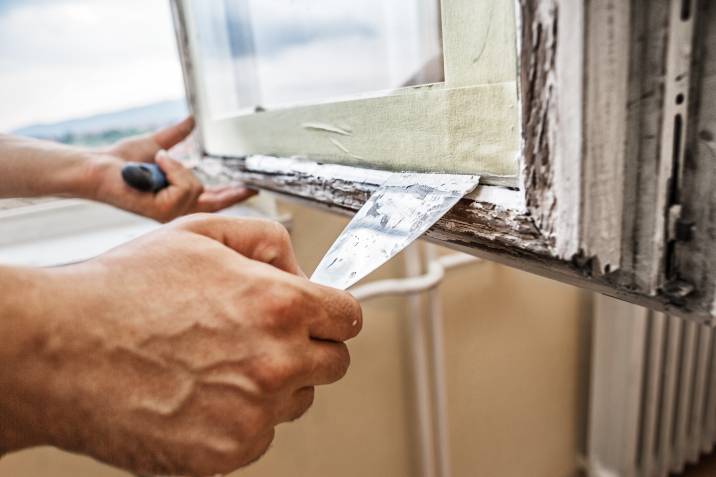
[{"left": 188, "top": 0, "right": 443, "bottom": 119}]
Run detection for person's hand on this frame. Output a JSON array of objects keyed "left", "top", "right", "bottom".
[
  {"left": 88, "top": 117, "right": 256, "bottom": 222},
  {"left": 3, "top": 215, "right": 362, "bottom": 476}
]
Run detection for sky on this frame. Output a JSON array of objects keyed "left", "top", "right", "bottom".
[
  {"left": 0, "top": 0, "right": 443, "bottom": 132},
  {"left": 0, "top": 0, "right": 185, "bottom": 131}
]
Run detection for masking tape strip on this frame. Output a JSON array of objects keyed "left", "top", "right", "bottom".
[{"left": 204, "top": 81, "right": 520, "bottom": 178}]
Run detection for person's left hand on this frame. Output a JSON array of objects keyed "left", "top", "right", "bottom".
[{"left": 88, "top": 116, "right": 256, "bottom": 222}]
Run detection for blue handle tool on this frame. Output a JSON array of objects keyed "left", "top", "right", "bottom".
[{"left": 121, "top": 163, "right": 169, "bottom": 193}]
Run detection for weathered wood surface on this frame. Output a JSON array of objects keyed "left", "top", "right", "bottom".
[
  {"left": 621, "top": 0, "right": 670, "bottom": 294},
  {"left": 583, "top": 0, "right": 631, "bottom": 271},
  {"left": 518, "top": 0, "right": 562, "bottom": 252},
  {"left": 675, "top": 0, "right": 716, "bottom": 319},
  {"left": 175, "top": 0, "right": 714, "bottom": 321},
  {"left": 208, "top": 156, "right": 549, "bottom": 256},
  {"left": 202, "top": 155, "right": 700, "bottom": 320}
]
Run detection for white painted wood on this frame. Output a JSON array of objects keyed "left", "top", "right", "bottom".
[
  {"left": 0, "top": 199, "right": 287, "bottom": 268},
  {"left": 677, "top": 0, "right": 716, "bottom": 322},
  {"left": 651, "top": 0, "right": 697, "bottom": 292},
  {"left": 549, "top": 0, "right": 584, "bottom": 261},
  {"left": 581, "top": 0, "right": 631, "bottom": 272},
  {"left": 0, "top": 200, "right": 158, "bottom": 267}
]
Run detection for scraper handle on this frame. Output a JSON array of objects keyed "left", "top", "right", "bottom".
[{"left": 122, "top": 163, "right": 169, "bottom": 193}]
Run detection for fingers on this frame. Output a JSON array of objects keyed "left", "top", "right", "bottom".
[
  {"left": 142, "top": 151, "right": 255, "bottom": 222},
  {"left": 153, "top": 150, "right": 204, "bottom": 221},
  {"left": 155, "top": 150, "right": 200, "bottom": 191},
  {"left": 190, "top": 186, "right": 258, "bottom": 214},
  {"left": 271, "top": 347, "right": 346, "bottom": 424},
  {"left": 307, "top": 341, "right": 351, "bottom": 386},
  {"left": 174, "top": 215, "right": 302, "bottom": 276},
  {"left": 276, "top": 387, "right": 315, "bottom": 424},
  {"left": 307, "top": 288, "right": 363, "bottom": 342},
  {"left": 152, "top": 116, "right": 195, "bottom": 151},
  {"left": 109, "top": 116, "right": 194, "bottom": 164},
  {"left": 236, "top": 428, "right": 276, "bottom": 470}
]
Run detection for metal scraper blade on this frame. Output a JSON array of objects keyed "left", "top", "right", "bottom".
[{"left": 311, "top": 172, "right": 480, "bottom": 290}]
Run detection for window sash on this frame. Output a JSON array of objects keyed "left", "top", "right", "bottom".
[{"left": 178, "top": 0, "right": 520, "bottom": 184}]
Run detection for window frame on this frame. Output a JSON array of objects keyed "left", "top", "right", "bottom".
[
  {"left": 171, "top": 0, "right": 714, "bottom": 322},
  {"left": 175, "top": 0, "right": 521, "bottom": 184}
]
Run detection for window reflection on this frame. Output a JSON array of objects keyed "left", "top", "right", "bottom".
[{"left": 189, "top": 0, "right": 444, "bottom": 118}]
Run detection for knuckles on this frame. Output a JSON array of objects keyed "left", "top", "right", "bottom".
[
  {"left": 327, "top": 343, "right": 351, "bottom": 382},
  {"left": 178, "top": 430, "right": 275, "bottom": 477},
  {"left": 255, "top": 221, "right": 292, "bottom": 265},
  {"left": 267, "top": 221, "right": 292, "bottom": 247},
  {"left": 154, "top": 208, "right": 177, "bottom": 224},
  {"left": 261, "top": 286, "right": 312, "bottom": 330},
  {"left": 248, "top": 354, "right": 306, "bottom": 395},
  {"left": 289, "top": 387, "right": 316, "bottom": 422},
  {"left": 238, "top": 406, "right": 274, "bottom": 435},
  {"left": 191, "top": 182, "right": 205, "bottom": 198}
]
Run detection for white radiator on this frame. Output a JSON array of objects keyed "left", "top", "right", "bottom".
[{"left": 588, "top": 295, "right": 716, "bottom": 477}]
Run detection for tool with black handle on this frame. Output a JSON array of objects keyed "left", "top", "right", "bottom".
[{"left": 121, "top": 163, "right": 169, "bottom": 193}]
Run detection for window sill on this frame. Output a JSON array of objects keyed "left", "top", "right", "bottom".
[{"left": 0, "top": 198, "right": 287, "bottom": 267}]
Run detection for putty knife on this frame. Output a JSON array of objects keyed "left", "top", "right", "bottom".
[{"left": 311, "top": 173, "right": 480, "bottom": 290}]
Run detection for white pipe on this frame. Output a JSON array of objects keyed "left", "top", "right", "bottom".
[
  {"left": 425, "top": 244, "right": 453, "bottom": 477},
  {"left": 351, "top": 253, "right": 479, "bottom": 302},
  {"left": 350, "top": 248, "right": 482, "bottom": 477},
  {"left": 402, "top": 244, "right": 437, "bottom": 477}
]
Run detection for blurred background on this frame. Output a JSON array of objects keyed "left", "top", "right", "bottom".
[{"left": 0, "top": 0, "right": 186, "bottom": 146}]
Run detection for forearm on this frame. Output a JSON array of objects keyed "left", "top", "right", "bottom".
[
  {"left": 0, "top": 265, "right": 65, "bottom": 454},
  {"left": 0, "top": 134, "right": 99, "bottom": 199}
]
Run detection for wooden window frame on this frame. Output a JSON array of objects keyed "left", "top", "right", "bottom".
[
  {"left": 171, "top": 0, "right": 716, "bottom": 322},
  {"left": 175, "top": 0, "right": 521, "bottom": 183}
]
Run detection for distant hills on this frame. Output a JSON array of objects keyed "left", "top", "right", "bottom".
[{"left": 13, "top": 99, "right": 188, "bottom": 144}]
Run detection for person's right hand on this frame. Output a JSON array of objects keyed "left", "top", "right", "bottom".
[{"left": 4, "top": 215, "right": 362, "bottom": 476}]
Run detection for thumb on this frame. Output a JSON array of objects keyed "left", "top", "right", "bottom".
[
  {"left": 155, "top": 150, "right": 192, "bottom": 187},
  {"left": 173, "top": 215, "right": 303, "bottom": 276},
  {"left": 154, "top": 149, "right": 179, "bottom": 168},
  {"left": 152, "top": 116, "right": 195, "bottom": 151}
]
